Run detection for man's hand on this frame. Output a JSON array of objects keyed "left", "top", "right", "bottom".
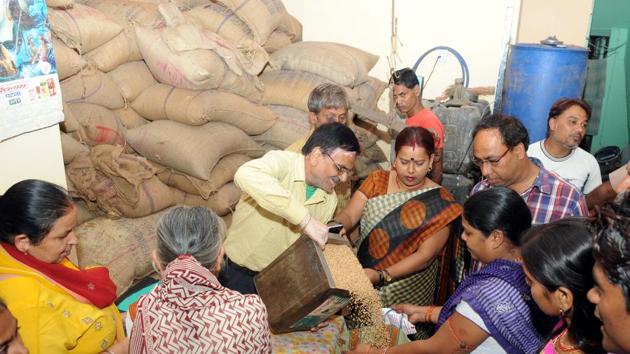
[
  {"left": 303, "top": 217, "right": 329, "bottom": 249},
  {"left": 364, "top": 268, "right": 379, "bottom": 284}
]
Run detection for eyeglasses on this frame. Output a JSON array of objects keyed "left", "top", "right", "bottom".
[
  {"left": 472, "top": 148, "right": 511, "bottom": 168},
  {"left": 325, "top": 153, "right": 354, "bottom": 177}
]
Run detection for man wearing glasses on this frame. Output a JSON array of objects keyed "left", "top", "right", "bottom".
[
  {"left": 221, "top": 123, "right": 360, "bottom": 294},
  {"left": 470, "top": 114, "right": 587, "bottom": 225}
]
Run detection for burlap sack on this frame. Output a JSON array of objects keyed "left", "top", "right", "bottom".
[
  {"left": 66, "top": 146, "right": 174, "bottom": 219},
  {"left": 260, "top": 70, "right": 334, "bottom": 111},
  {"left": 168, "top": 89, "right": 275, "bottom": 133},
  {"left": 277, "top": 13, "right": 302, "bottom": 42},
  {"left": 355, "top": 156, "right": 383, "bottom": 179},
  {"left": 51, "top": 37, "right": 86, "bottom": 80},
  {"left": 84, "top": 29, "right": 143, "bottom": 73},
  {"left": 113, "top": 107, "right": 150, "bottom": 129},
  {"left": 48, "top": 4, "right": 123, "bottom": 53},
  {"left": 185, "top": 3, "right": 254, "bottom": 45},
  {"left": 263, "top": 30, "right": 292, "bottom": 54},
  {"left": 253, "top": 106, "right": 310, "bottom": 148},
  {"left": 349, "top": 120, "right": 379, "bottom": 150},
  {"left": 60, "top": 67, "right": 125, "bottom": 109},
  {"left": 351, "top": 76, "right": 388, "bottom": 110},
  {"left": 361, "top": 144, "right": 387, "bottom": 163},
  {"left": 129, "top": 84, "right": 173, "bottom": 121},
  {"left": 170, "top": 182, "right": 240, "bottom": 216},
  {"left": 87, "top": 0, "right": 164, "bottom": 28},
  {"left": 107, "top": 61, "right": 156, "bottom": 102},
  {"left": 215, "top": 0, "right": 287, "bottom": 44},
  {"left": 61, "top": 101, "right": 80, "bottom": 133},
  {"left": 60, "top": 132, "right": 89, "bottom": 164},
  {"left": 68, "top": 103, "right": 126, "bottom": 146},
  {"left": 153, "top": 153, "right": 250, "bottom": 199},
  {"left": 75, "top": 208, "right": 172, "bottom": 295},
  {"left": 126, "top": 120, "right": 264, "bottom": 180},
  {"left": 269, "top": 42, "right": 379, "bottom": 87},
  {"left": 46, "top": 0, "right": 74, "bottom": 9}
]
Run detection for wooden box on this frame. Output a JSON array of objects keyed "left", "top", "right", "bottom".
[{"left": 254, "top": 236, "right": 351, "bottom": 333}]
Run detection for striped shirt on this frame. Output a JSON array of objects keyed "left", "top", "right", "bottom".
[{"left": 471, "top": 158, "right": 588, "bottom": 224}]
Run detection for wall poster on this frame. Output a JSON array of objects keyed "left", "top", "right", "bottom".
[{"left": 0, "top": 0, "right": 62, "bottom": 141}]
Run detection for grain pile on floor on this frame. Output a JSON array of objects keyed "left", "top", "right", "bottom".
[{"left": 323, "top": 244, "right": 389, "bottom": 349}]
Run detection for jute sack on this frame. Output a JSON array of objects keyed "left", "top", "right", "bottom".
[
  {"left": 166, "top": 89, "right": 276, "bottom": 134},
  {"left": 66, "top": 146, "right": 174, "bottom": 219},
  {"left": 60, "top": 132, "right": 89, "bottom": 164},
  {"left": 126, "top": 120, "right": 264, "bottom": 180},
  {"left": 113, "top": 107, "right": 150, "bottom": 129},
  {"left": 61, "top": 101, "right": 80, "bottom": 133},
  {"left": 107, "top": 61, "right": 156, "bottom": 102},
  {"left": 355, "top": 156, "right": 383, "bottom": 179},
  {"left": 269, "top": 42, "right": 379, "bottom": 87},
  {"left": 60, "top": 67, "right": 125, "bottom": 109},
  {"left": 48, "top": 4, "right": 123, "bottom": 53},
  {"left": 263, "top": 30, "right": 292, "bottom": 54},
  {"left": 277, "top": 13, "right": 302, "bottom": 42},
  {"left": 84, "top": 28, "right": 143, "bottom": 73},
  {"left": 185, "top": 3, "right": 254, "bottom": 44},
  {"left": 361, "top": 144, "right": 387, "bottom": 163},
  {"left": 51, "top": 37, "right": 86, "bottom": 80},
  {"left": 260, "top": 70, "right": 341, "bottom": 111},
  {"left": 215, "top": 0, "right": 287, "bottom": 44},
  {"left": 129, "top": 84, "right": 173, "bottom": 121},
  {"left": 253, "top": 106, "right": 309, "bottom": 149},
  {"left": 153, "top": 153, "right": 250, "bottom": 199},
  {"left": 68, "top": 103, "right": 126, "bottom": 146},
  {"left": 349, "top": 120, "right": 379, "bottom": 150},
  {"left": 46, "top": 0, "right": 74, "bottom": 9},
  {"left": 87, "top": 0, "right": 164, "bottom": 28},
  {"left": 170, "top": 182, "right": 241, "bottom": 216},
  {"left": 75, "top": 208, "right": 172, "bottom": 295},
  {"left": 351, "top": 76, "right": 388, "bottom": 110}
]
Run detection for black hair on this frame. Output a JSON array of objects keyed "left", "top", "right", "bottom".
[
  {"left": 394, "top": 126, "right": 435, "bottom": 156},
  {"left": 301, "top": 122, "right": 361, "bottom": 156},
  {"left": 521, "top": 219, "right": 605, "bottom": 354},
  {"left": 0, "top": 179, "right": 73, "bottom": 246},
  {"left": 390, "top": 68, "right": 419, "bottom": 89},
  {"left": 593, "top": 191, "right": 630, "bottom": 312},
  {"left": 472, "top": 114, "right": 530, "bottom": 151},
  {"left": 463, "top": 186, "right": 532, "bottom": 246}
]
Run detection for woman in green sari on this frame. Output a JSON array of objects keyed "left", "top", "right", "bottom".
[{"left": 336, "top": 127, "right": 462, "bottom": 334}]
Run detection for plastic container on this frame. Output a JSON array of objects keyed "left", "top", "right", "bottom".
[{"left": 501, "top": 43, "right": 588, "bottom": 143}]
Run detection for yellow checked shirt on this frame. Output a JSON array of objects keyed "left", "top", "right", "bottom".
[{"left": 224, "top": 150, "right": 338, "bottom": 271}]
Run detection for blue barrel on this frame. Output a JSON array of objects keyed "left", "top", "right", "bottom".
[{"left": 501, "top": 43, "right": 588, "bottom": 144}]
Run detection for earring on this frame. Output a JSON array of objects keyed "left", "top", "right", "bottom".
[
  {"left": 428, "top": 167, "right": 432, "bottom": 172},
  {"left": 559, "top": 308, "right": 565, "bottom": 317}
]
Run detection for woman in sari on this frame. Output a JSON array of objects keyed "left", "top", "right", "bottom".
[
  {"left": 129, "top": 206, "right": 271, "bottom": 353},
  {"left": 346, "top": 187, "right": 548, "bottom": 354},
  {"left": 0, "top": 179, "right": 127, "bottom": 354},
  {"left": 521, "top": 219, "right": 604, "bottom": 354},
  {"left": 336, "top": 127, "right": 462, "bottom": 317}
]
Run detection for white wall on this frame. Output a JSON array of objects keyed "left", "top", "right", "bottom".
[
  {"left": 283, "top": 0, "right": 521, "bottom": 103},
  {"left": 0, "top": 125, "right": 66, "bottom": 194}
]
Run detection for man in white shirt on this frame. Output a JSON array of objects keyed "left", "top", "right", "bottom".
[{"left": 528, "top": 98, "right": 602, "bottom": 194}]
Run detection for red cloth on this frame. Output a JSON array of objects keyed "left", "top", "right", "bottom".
[
  {"left": 130, "top": 255, "right": 272, "bottom": 353},
  {"left": 405, "top": 108, "right": 445, "bottom": 149},
  {"left": 1, "top": 243, "right": 117, "bottom": 309}
]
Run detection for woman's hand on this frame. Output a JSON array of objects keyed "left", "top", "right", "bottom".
[
  {"left": 364, "top": 268, "right": 379, "bottom": 285},
  {"left": 391, "top": 304, "right": 431, "bottom": 324}
]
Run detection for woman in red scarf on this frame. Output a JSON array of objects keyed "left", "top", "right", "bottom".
[
  {"left": 0, "top": 179, "right": 126, "bottom": 354},
  {"left": 129, "top": 206, "right": 271, "bottom": 353}
]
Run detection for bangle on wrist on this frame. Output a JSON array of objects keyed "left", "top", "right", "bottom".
[
  {"left": 382, "top": 269, "right": 393, "bottom": 283},
  {"left": 425, "top": 305, "right": 436, "bottom": 323}
]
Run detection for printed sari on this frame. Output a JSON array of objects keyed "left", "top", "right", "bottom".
[
  {"left": 438, "top": 259, "right": 547, "bottom": 354},
  {"left": 356, "top": 171, "right": 463, "bottom": 309}
]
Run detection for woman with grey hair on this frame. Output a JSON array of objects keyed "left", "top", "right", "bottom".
[{"left": 129, "top": 206, "right": 271, "bottom": 353}]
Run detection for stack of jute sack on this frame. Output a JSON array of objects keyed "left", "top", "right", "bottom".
[
  {"left": 253, "top": 41, "right": 389, "bottom": 178},
  {"left": 50, "top": 0, "right": 300, "bottom": 293}
]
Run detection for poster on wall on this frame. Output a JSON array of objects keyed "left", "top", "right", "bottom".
[{"left": 0, "top": 0, "right": 63, "bottom": 142}]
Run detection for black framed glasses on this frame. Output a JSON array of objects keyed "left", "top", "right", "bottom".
[
  {"left": 325, "top": 153, "right": 353, "bottom": 177},
  {"left": 472, "top": 148, "right": 511, "bottom": 168}
]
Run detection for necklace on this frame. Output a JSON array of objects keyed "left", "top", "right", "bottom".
[
  {"left": 393, "top": 171, "right": 428, "bottom": 192},
  {"left": 553, "top": 328, "right": 582, "bottom": 353}
]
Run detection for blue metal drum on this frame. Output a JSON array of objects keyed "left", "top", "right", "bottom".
[{"left": 501, "top": 43, "right": 588, "bottom": 144}]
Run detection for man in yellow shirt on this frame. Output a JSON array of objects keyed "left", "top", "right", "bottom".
[
  {"left": 286, "top": 83, "right": 350, "bottom": 153},
  {"left": 222, "top": 123, "right": 360, "bottom": 294}
]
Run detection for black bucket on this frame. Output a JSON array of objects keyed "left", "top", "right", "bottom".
[{"left": 595, "top": 146, "right": 622, "bottom": 176}]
